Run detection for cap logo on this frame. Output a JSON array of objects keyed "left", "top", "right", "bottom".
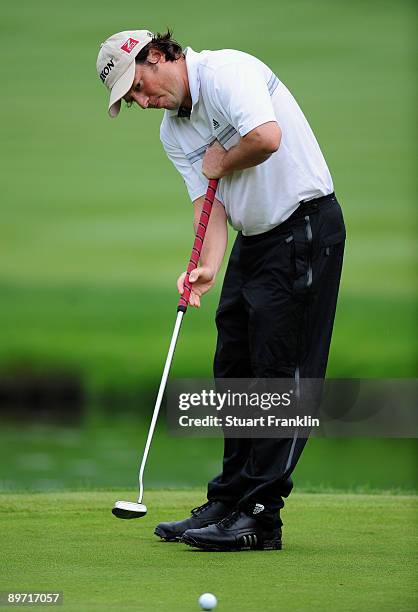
[
  {"left": 100, "top": 58, "right": 115, "bottom": 82},
  {"left": 121, "top": 38, "right": 140, "bottom": 54}
]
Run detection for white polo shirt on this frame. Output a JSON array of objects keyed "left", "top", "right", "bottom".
[{"left": 160, "top": 48, "right": 333, "bottom": 236}]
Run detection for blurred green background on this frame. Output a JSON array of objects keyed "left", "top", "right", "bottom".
[{"left": 0, "top": 0, "right": 416, "bottom": 492}]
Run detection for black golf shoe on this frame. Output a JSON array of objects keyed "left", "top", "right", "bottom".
[
  {"left": 181, "top": 510, "right": 282, "bottom": 551},
  {"left": 154, "top": 500, "right": 233, "bottom": 542}
]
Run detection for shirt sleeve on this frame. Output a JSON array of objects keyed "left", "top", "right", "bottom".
[
  {"left": 160, "top": 119, "right": 208, "bottom": 203},
  {"left": 207, "top": 62, "right": 277, "bottom": 137}
]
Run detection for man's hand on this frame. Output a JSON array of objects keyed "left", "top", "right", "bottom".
[
  {"left": 202, "top": 141, "right": 227, "bottom": 179},
  {"left": 177, "top": 266, "right": 216, "bottom": 308},
  {"left": 178, "top": 196, "right": 228, "bottom": 309}
]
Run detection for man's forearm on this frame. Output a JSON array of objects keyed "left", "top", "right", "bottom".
[
  {"left": 202, "top": 121, "right": 282, "bottom": 179},
  {"left": 194, "top": 197, "right": 228, "bottom": 277},
  {"left": 221, "top": 138, "right": 273, "bottom": 174}
]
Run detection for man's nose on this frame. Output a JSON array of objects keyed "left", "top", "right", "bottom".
[{"left": 131, "top": 91, "right": 149, "bottom": 109}]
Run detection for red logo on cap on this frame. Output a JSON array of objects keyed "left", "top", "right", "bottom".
[{"left": 121, "top": 38, "right": 140, "bottom": 54}]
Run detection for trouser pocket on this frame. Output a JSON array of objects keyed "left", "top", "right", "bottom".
[{"left": 291, "top": 215, "right": 314, "bottom": 297}]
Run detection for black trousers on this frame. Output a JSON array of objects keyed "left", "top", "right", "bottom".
[{"left": 207, "top": 193, "right": 346, "bottom": 524}]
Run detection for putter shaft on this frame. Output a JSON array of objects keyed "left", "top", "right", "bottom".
[{"left": 137, "top": 310, "right": 184, "bottom": 503}]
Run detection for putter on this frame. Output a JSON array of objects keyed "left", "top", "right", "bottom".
[{"left": 112, "top": 178, "right": 219, "bottom": 519}]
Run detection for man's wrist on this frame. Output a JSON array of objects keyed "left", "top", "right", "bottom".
[
  {"left": 199, "top": 263, "right": 218, "bottom": 280},
  {"left": 218, "top": 151, "right": 230, "bottom": 177},
  {"left": 218, "top": 145, "right": 242, "bottom": 176}
]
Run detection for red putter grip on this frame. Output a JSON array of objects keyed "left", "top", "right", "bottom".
[{"left": 177, "top": 179, "right": 219, "bottom": 312}]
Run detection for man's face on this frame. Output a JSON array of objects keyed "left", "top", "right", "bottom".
[{"left": 123, "top": 49, "right": 189, "bottom": 111}]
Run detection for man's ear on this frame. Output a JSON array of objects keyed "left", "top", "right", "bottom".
[{"left": 147, "top": 48, "right": 165, "bottom": 64}]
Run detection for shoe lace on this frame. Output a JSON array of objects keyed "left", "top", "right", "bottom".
[
  {"left": 191, "top": 500, "right": 216, "bottom": 516},
  {"left": 217, "top": 510, "right": 241, "bottom": 528}
]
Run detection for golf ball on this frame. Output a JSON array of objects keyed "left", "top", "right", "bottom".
[{"left": 198, "top": 592, "right": 217, "bottom": 610}]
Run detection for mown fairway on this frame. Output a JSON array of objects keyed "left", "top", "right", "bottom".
[{"left": 1, "top": 490, "right": 417, "bottom": 611}]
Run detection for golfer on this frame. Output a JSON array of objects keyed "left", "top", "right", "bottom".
[{"left": 96, "top": 29, "right": 346, "bottom": 551}]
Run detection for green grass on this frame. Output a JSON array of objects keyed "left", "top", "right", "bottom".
[
  {"left": 0, "top": 490, "right": 416, "bottom": 611},
  {"left": 0, "top": 284, "right": 415, "bottom": 392}
]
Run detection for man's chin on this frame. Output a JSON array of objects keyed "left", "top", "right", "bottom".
[
  {"left": 162, "top": 101, "right": 179, "bottom": 111},
  {"left": 149, "top": 98, "right": 175, "bottom": 110},
  {"left": 150, "top": 97, "right": 181, "bottom": 111}
]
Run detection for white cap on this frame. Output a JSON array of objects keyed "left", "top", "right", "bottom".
[{"left": 96, "top": 30, "right": 154, "bottom": 117}]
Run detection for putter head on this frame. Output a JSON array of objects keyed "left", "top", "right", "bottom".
[{"left": 112, "top": 500, "right": 148, "bottom": 519}]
